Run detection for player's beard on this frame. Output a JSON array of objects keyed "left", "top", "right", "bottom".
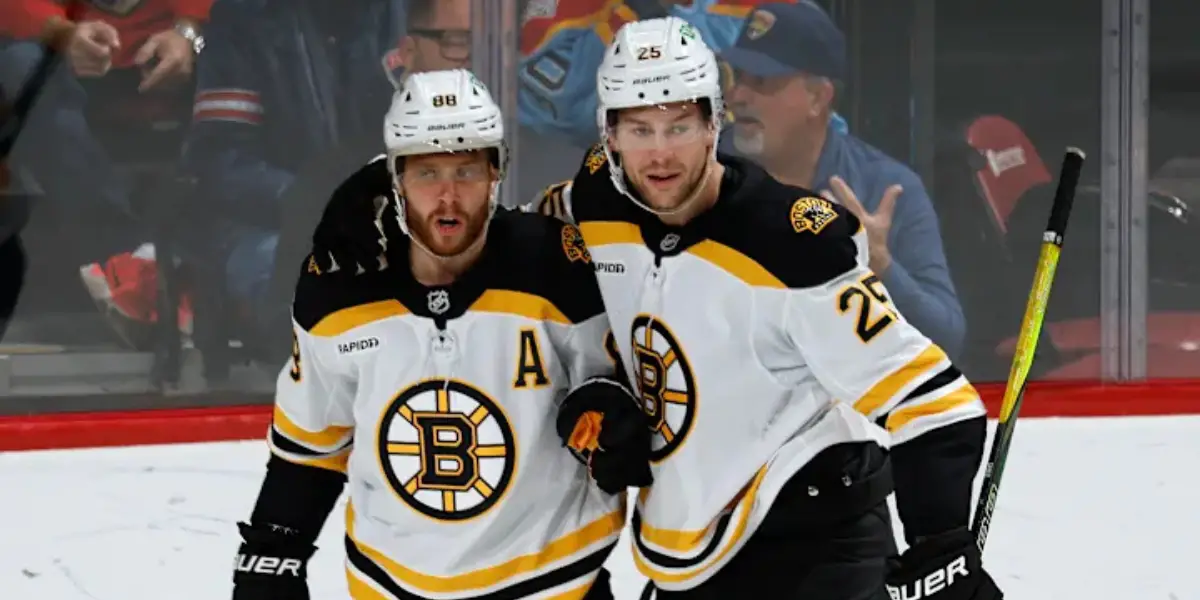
[
  {"left": 408, "top": 201, "right": 491, "bottom": 259},
  {"left": 632, "top": 154, "right": 709, "bottom": 213}
]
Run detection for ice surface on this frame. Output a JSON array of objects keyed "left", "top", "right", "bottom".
[{"left": 1, "top": 416, "right": 1197, "bottom": 599}]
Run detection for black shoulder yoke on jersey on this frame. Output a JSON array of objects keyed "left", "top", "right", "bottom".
[
  {"left": 705, "top": 156, "right": 863, "bottom": 289},
  {"left": 485, "top": 209, "right": 606, "bottom": 325},
  {"left": 292, "top": 208, "right": 605, "bottom": 332},
  {"left": 566, "top": 144, "right": 862, "bottom": 289}
]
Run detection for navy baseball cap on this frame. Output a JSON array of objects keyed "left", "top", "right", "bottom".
[{"left": 720, "top": 1, "right": 846, "bottom": 80}]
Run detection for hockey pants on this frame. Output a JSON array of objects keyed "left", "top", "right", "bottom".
[{"left": 640, "top": 441, "right": 896, "bottom": 599}]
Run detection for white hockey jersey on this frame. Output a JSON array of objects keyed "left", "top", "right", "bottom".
[
  {"left": 271, "top": 206, "right": 625, "bottom": 600},
  {"left": 531, "top": 146, "right": 986, "bottom": 591}
]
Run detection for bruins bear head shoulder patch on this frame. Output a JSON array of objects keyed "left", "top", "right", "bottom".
[
  {"left": 584, "top": 144, "right": 608, "bottom": 175},
  {"left": 790, "top": 196, "right": 839, "bottom": 235},
  {"left": 561, "top": 224, "right": 591, "bottom": 264}
]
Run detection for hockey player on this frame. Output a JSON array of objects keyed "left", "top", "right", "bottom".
[
  {"left": 536, "top": 18, "right": 1003, "bottom": 600},
  {"left": 230, "top": 69, "right": 653, "bottom": 600}
]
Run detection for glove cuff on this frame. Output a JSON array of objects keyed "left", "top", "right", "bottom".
[{"left": 888, "top": 527, "right": 996, "bottom": 600}]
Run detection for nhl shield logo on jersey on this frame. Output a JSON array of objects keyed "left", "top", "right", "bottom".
[
  {"left": 376, "top": 380, "right": 516, "bottom": 521},
  {"left": 790, "top": 197, "right": 839, "bottom": 235},
  {"left": 427, "top": 289, "right": 451, "bottom": 315},
  {"left": 561, "top": 224, "right": 591, "bottom": 264},
  {"left": 630, "top": 315, "right": 696, "bottom": 463}
]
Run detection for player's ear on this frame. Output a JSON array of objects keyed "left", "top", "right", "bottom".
[{"left": 398, "top": 36, "right": 417, "bottom": 67}]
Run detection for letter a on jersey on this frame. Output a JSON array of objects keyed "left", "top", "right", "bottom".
[
  {"left": 631, "top": 315, "right": 697, "bottom": 463},
  {"left": 513, "top": 328, "right": 550, "bottom": 388},
  {"left": 376, "top": 380, "right": 516, "bottom": 521}
]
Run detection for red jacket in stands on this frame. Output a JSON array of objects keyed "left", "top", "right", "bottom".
[{"left": 1, "top": 0, "right": 212, "bottom": 69}]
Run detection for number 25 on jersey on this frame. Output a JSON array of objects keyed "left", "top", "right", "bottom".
[{"left": 837, "top": 274, "right": 898, "bottom": 343}]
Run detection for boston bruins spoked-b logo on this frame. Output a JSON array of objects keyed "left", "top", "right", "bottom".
[
  {"left": 630, "top": 315, "right": 696, "bottom": 463},
  {"left": 377, "top": 380, "right": 516, "bottom": 521}
]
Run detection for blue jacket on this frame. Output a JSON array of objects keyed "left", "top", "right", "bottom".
[
  {"left": 720, "top": 124, "right": 966, "bottom": 357},
  {"left": 181, "top": 0, "right": 405, "bottom": 228}
]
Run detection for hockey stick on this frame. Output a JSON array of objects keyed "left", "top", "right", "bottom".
[{"left": 970, "top": 147, "right": 1086, "bottom": 554}]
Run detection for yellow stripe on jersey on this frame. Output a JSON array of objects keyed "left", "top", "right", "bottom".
[
  {"left": 633, "top": 467, "right": 769, "bottom": 585},
  {"left": 470, "top": 290, "right": 571, "bottom": 325},
  {"left": 348, "top": 566, "right": 597, "bottom": 600},
  {"left": 272, "top": 445, "right": 351, "bottom": 473},
  {"left": 885, "top": 382, "right": 981, "bottom": 432},
  {"left": 348, "top": 566, "right": 598, "bottom": 600},
  {"left": 273, "top": 404, "right": 352, "bottom": 448},
  {"left": 345, "top": 501, "right": 624, "bottom": 594},
  {"left": 578, "top": 221, "right": 642, "bottom": 247},
  {"left": 852, "top": 344, "right": 948, "bottom": 417},
  {"left": 687, "top": 241, "right": 786, "bottom": 289},
  {"left": 310, "top": 300, "right": 411, "bottom": 337},
  {"left": 347, "top": 567, "right": 391, "bottom": 600},
  {"left": 637, "top": 504, "right": 714, "bottom": 554}
]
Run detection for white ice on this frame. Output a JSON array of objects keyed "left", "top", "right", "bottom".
[{"left": 1, "top": 416, "right": 1197, "bottom": 600}]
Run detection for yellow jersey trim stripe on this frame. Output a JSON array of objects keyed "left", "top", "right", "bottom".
[
  {"left": 633, "top": 467, "right": 769, "bottom": 584},
  {"left": 853, "top": 344, "right": 948, "bottom": 417},
  {"left": 687, "top": 240, "right": 786, "bottom": 289},
  {"left": 347, "top": 565, "right": 598, "bottom": 600},
  {"left": 578, "top": 221, "right": 642, "bottom": 247},
  {"left": 470, "top": 290, "right": 571, "bottom": 325},
  {"left": 269, "top": 445, "right": 350, "bottom": 473},
  {"left": 345, "top": 501, "right": 624, "bottom": 594},
  {"left": 272, "top": 404, "right": 352, "bottom": 449},
  {"left": 886, "top": 382, "right": 981, "bottom": 432},
  {"left": 310, "top": 300, "right": 410, "bottom": 337},
  {"left": 346, "top": 566, "right": 393, "bottom": 600}
]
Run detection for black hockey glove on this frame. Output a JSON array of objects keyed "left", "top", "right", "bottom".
[
  {"left": 886, "top": 527, "right": 1002, "bottom": 600},
  {"left": 232, "top": 521, "right": 317, "bottom": 600},
  {"left": 557, "top": 377, "right": 653, "bottom": 495},
  {"left": 309, "top": 158, "right": 401, "bottom": 275}
]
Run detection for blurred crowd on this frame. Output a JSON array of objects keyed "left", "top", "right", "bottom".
[{"left": 1, "top": 0, "right": 1198, "bottom": 396}]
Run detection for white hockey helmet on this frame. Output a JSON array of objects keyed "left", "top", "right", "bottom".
[
  {"left": 595, "top": 17, "right": 725, "bottom": 203},
  {"left": 383, "top": 69, "right": 508, "bottom": 237}
]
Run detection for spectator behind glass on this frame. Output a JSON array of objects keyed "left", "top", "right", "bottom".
[
  {"left": 719, "top": 1, "right": 966, "bottom": 358},
  {"left": 180, "top": 0, "right": 405, "bottom": 361},
  {"left": 395, "top": 0, "right": 471, "bottom": 74},
  {"left": 0, "top": 0, "right": 209, "bottom": 214},
  {"left": 518, "top": 0, "right": 854, "bottom": 149}
]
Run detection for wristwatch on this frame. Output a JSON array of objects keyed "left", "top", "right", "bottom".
[{"left": 174, "top": 21, "right": 205, "bottom": 55}]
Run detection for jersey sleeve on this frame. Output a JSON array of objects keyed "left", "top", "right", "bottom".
[
  {"left": 782, "top": 247, "right": 987, "bottom": 540},
  {"left": 783, "top": 262, "right": 985, "bottom": 445},
  {"left": 541, "top": 222, "right": 617, "bottom": 390},
  {"left": 268, "top": 320, "right": 356, "bottom": 474},
  {"left": 521, "top": 179, "right": 575, "bottom": 223}
]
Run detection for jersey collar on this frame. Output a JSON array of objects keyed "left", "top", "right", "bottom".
[
  {"left": 629, "top": 155, "right": 761, "bottom": 260},
  {"left": 392, "top": 232, "right": 498, "bottom": 328}
]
